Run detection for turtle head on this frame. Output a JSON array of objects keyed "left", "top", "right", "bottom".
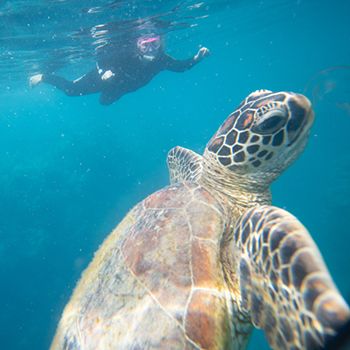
[{"left": 205, "top": 90, "right": 314, "bottom": 187}]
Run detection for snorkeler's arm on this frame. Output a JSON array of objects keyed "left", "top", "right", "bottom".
[{"left": 163, "top": 47, "right": 210, "bottom": 72}]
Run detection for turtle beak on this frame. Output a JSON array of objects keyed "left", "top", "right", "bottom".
[
  {"left": 286, "top": 94, "right": 314, "bottom": 146},
  {"left": 298, "top": 94, "right": 314, "bottom": 126}
]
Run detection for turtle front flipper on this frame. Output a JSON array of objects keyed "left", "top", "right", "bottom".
[
  {"left": 224, "top": 205, "right": 350, "bottom": 349},
  {"left": 167, "top": 146, "right": 203, "bottom": 184}
]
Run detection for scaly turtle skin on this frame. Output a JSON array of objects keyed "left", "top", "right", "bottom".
[{"left": 51, "top": 90, "right": 350, "bottom": 350}]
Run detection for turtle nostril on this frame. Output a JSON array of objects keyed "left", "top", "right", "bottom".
[{"left": 295, "top": 94, "right": 312, "bottom": 110}]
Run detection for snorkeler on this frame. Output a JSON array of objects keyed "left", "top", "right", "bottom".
[{"left": 29, "top": 34, "right": 210, "bottom": 105}]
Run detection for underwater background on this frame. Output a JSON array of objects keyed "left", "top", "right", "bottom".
[{"left": 0, "top": 0, "right": 349, "bottom": 349}]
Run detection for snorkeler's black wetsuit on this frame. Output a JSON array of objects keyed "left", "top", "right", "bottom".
[{"left": 42, "top": 51, "right": 200, "bottom": 105}]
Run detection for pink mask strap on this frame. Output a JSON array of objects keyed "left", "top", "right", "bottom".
[{"left": 140, "top": 36, "right": 160, "bottom": 44}]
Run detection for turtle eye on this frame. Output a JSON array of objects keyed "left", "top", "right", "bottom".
[{"left": 252, "top": 109, "right": 287, "bottom": 135}]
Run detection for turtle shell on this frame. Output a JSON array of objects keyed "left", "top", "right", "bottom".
[{"left": 51, "top": 182, "right": 235, "bottom": 350}]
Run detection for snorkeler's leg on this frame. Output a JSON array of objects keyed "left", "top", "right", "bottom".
[
  {"left": 42, "top": 69, "right": 102, "bottom": 96},
  {"left": 99, "top": 86, "right": 124, "bottom": 105}
]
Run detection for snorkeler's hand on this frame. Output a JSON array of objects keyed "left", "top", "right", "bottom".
[
  {"left": 101, "top": 70, "right": 115, "bottom": 81},
  {"left": 194, "top": 47, "right": 210, "bottom": 62},
  {"left": 29, "top": 74, "right": 43, "bottom": 87}
]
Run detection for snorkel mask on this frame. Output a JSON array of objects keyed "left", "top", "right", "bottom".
[{"left": 137, "top": 35, "right": 161, "bottom": 61}]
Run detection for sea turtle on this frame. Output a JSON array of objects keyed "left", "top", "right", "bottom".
[{"left": 51, "top": 90, "right": 350, "bottom": 350}]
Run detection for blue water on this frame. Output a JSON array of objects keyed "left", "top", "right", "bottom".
[{"left": 1, "top": 0, "right": 349, "bottom": 349}]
